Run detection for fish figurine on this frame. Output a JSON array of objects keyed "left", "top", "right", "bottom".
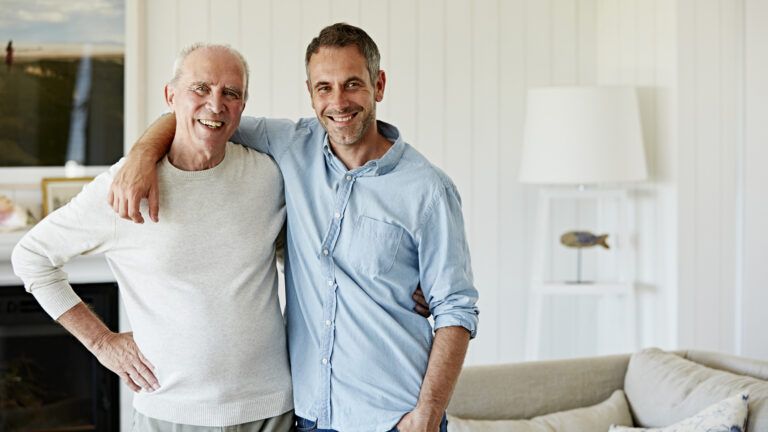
[{"left": 560, "top": 231, "right": 610, "bottom": 249}]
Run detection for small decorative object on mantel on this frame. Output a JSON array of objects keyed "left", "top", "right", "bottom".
[
  {"left": 560, "top": 231, "right": 610, "bottom": 249},
  {"left": 0, "top": 194, "right": 34, "bottom": 232}
]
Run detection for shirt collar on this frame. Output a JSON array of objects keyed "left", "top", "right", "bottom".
[{"left": 322, "top": 120, "right": 406, "bottom": 177}]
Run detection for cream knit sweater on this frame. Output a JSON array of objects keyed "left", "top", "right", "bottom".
[{"left": 12, "top": 143, "right": 292, "bottom": 426}]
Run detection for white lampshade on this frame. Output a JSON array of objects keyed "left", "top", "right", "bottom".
[{"left": 519, "top": 86, "right": 648, "bottom": 184}]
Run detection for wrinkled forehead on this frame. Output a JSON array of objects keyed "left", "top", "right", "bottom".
[{"left": 179, "top": 48, "right": 246, "bottom": 86}]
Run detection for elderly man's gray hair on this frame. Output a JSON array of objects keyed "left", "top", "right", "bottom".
[{"left": 170, "top": 43, "right": 250, "bottom": 100}]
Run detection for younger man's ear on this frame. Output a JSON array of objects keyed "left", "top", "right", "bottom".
[{"left": 374, "top": 70, "right": 386, "bottom": 102}]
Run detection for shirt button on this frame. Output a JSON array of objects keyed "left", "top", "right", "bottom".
[
  {"left": 327, "top": 280, "right": 333, "bottom": 286},
  {"left": 322, "top": 249, "right": 329, "bottom": 256},
  {"left": 346, "top": 175, "right": 352, "bottom": 181},
  {"left": 322, "top": 358, "right": 328, "bottom": 365},
  {"left": 325, "top": 320, "right": 332, "bottom": 326},
  {"left": 334, "top": 212, "right": 341, "bottom": 219}
]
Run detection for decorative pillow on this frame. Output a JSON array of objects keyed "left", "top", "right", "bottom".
[
  {"left": 447, "top": 389, "right": 633, "bottom": 432},
  {"left": 609, "top": 393, "right": 748, "bottom": 432},
  {"left": 623, "top": 348, "right": 768, "bottom": 431}
]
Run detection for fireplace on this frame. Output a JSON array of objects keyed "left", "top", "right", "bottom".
[{"left": 0, "top": 283, "right": 119, "bottom": 431}]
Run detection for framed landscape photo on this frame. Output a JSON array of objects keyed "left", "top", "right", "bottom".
[
  {"left": 0, "top": 0, "right": 125, "bottom": 167},
  {"left": 41, "top": 177, "right": 94, "bottom": 216}
]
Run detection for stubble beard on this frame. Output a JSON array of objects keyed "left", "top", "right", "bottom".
[{"left": 323, "top": 104, "right": 377, "bottom": 148}]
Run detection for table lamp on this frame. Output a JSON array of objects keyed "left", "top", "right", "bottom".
[{"left": 519, "top": 86, "right": 648, "bottom": 282}]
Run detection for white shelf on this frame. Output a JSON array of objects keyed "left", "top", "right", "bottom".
[
  {"left": 0, "top": 229, "right": 115, "bottom": 287},
  {"left": 0, "top": 254, "right": 115, "bottom": 287}
]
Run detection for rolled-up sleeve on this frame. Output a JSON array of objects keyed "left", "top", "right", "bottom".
[
  {"left": 417, "top": 183, "right": 479, "bottom": 338},
  {"left": 12, "top": 172, "right": 117, "bottom": 319}
]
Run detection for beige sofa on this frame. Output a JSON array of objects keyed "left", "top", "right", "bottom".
[{"left": 447, "top": 348, "right": 768, "bottom": 431}]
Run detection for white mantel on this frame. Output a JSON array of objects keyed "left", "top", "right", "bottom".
[{"left": 0, "top": 231, "right": 116, "bottom": 286}]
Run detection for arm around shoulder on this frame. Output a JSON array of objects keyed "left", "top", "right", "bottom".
[
  {"left": 230, "top": 116, "right": 304, "bottom": 161},
  {"left": 108, "top": 113, "right": 176, "bottom": 223}
]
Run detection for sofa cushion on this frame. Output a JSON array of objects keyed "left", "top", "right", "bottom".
[
  {"left": 447, "top": 389, "right": 632, "bottom": 432},
  {"left": 608, "top": 393, "right": 748, "bottom": 431},
  {"left": 685, "top": 350, "right": 768, "bottom": 381},
  {"left": 448, "top": 354, "right": 630, "bottom": 420},
  {"left": 624, "top": 348, "right": 768, "bottom": 431}
]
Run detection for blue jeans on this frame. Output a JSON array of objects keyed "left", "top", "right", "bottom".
[{"left": 296, "top": 414, "right": 448, "bottom": 432}]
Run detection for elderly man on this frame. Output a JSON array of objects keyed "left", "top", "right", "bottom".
[
  {"left": 12, "top": 44, "right": 294, "bottom": 431},
  {"left": 110, "top": 23, "right": 479, "bottom": 432}
]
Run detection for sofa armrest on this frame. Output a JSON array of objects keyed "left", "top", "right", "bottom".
[{"left": 447, "top": 354, "right": 630, "bottom": 420}]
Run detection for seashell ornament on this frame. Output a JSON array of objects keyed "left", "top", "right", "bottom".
[{"left": 0, "top": 195, "right": 33, "bottom": 232}]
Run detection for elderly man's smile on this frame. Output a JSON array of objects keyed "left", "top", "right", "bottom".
[{"left": 197, "top": 118, "right": 224, "bottom": 129}]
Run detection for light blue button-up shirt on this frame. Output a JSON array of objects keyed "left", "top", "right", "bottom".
[{"left": 233, "top": 117, "right": 479, "bottom": 431}]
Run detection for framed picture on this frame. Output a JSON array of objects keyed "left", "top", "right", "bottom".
[
  {"left": 41, "top": 177, "right": 94, "bottom": 216},
  {"left": 1, "top": 1, "right": 125, "bottom": 167}
]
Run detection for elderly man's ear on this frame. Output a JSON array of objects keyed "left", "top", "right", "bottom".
[{"left": 164, "top": 85, "right": 175, "bottom": 109}]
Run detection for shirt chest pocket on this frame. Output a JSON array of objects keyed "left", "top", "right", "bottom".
[{"left": 346, "top": 215, "right": 404, "bottom": 275}]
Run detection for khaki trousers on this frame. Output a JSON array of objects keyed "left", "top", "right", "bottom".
[{"left": 132, "top": 409, "right": 294, "bottom": 432}]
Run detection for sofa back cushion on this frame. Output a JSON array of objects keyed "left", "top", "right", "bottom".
[
  {"left": 624, "top": 348, "right": 768, "bottom": 431},
  {"left": 686, "top": 349, "right": 768, "bottom": 380},
  {"left": 448, "top": 354, "right": 629, "bottom": 420}
]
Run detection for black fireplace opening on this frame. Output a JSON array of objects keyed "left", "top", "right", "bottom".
[{"left": 0, "top": 282, "right": 119, "bottom": 431}]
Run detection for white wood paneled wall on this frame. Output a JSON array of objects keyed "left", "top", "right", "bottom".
[
  {"left": 596, "top": 0, "right": 747, "bottom": 355},
  {"left": 676, "top": 0, "right": 743, "bottom": 354},
  {"left": 743, "top": 0, "right": 768, "bottom": 360},
  {"left": 596, "top": 0, "right": 681, "bottom": 353},
  {"left": 130, "top": 0, "right": 758, "bottom": 363}
]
